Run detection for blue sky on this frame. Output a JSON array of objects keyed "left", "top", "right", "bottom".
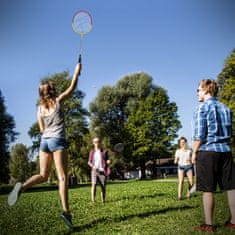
[{"left": 1, "top": 0, "right": 235, "bottom": 148}]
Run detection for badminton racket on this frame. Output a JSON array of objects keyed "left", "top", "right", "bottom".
[
  {"left": 72, "top": 10, "right": 92, "bottom": 63},
  {"left": 113, "top": 143, "right": 124, "bottom": 153}
]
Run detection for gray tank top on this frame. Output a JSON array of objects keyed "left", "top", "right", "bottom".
[{"left": 39, "top": 101, "right": 65, "bottom": 139}]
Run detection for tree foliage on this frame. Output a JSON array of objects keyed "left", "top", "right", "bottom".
[
  {"left": 126, "top": 88, "right": 180, "bottom": 172},
  {"left": 9, "top": 144, "right": 32, "bottom": 184},
  {"left": 217, "top": 49, "right": 235, "bottom": 89},
  {"left": 0, "top": 90, "right": 18, "bottom": 183},
  {"left": 89, "top": 72, "right": 181, "bottom": 178},
  {"left": 217, "top": 49, "right": 235, "bottom": 155}
]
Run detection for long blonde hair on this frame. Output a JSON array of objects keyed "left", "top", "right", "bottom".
[{"left": 38, "top": 81, "right": 57, "bottom": 109}]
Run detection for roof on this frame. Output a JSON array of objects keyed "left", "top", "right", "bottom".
[{"left": 145, "top": 158, "right": 174, "bottom": 166}]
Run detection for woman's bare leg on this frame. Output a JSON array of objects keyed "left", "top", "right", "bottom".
[
  {"left": 186, "top": 170, "right": 194, "bottom": 198},
  {"left": 178, "top": 170, "right": 184, "bottom": 199},
  {"left": 53, "top": 150, "right": 69, "bottom": 212},
  {"left": 22, "top": 151, "right": 53, "bottom": 191}
]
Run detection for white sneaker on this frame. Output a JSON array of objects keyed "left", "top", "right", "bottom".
[
  {"left": 8, "top": 182, "right": 22, "bottom": 206},
  {"left": 189, "top": 184, "right": 196, "bottom": 194}
]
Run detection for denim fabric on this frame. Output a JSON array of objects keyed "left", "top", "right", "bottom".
[{"left": 40, "top": 137, "right": 67, "bottom": 153}]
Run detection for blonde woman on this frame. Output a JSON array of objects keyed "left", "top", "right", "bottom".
[
  {"left": 88, "top": 137, "right": 111, "bottom": 204},
  {"left": 8, "top": 58, "right": 82, "bottom": 229},
  {"left": 174, "top": 137, "right": 193, "bottom": 200}
]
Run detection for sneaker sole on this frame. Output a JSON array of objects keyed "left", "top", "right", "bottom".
[
  {"left": 60, "top": 214, "right": 74, "bottom": 230},
  {"left": 8, "top": 182, "right": 22, "bottom": 206}
]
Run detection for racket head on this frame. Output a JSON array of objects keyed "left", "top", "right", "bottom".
[
  {"left": 113, "top": 143, "right": 124, "bottom": 153},
  {"left": 72, "top": 10, "right": 92, "bottom": 36}
]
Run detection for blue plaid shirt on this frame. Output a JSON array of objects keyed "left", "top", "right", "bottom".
[{"left": 193, "top": 97, "right": 232, "bottom": 152}]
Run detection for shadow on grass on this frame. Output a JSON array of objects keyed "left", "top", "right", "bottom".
[
  {"left": 67, "top": 205, "right": 195, "bottom": 234},
  {"left": 0, "top": 180, "right": 130, "bottom": 195},
  {"left": 108, "top": 192, "right": 166, "bottom": 203}
]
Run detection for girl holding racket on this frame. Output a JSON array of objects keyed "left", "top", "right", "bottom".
[{"left": 8, "top": 57, "right": 82, "bottom": 230}]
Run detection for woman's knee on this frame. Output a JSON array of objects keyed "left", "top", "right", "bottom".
[
  {"left": 58, "top": 174, "right": 67, "bottom": 183},
  {"left": 40, "top": 173, "right": 49, "bottom": 182},
  {"left": 178, "top": 178, "right": 184, "bottom": 184}
]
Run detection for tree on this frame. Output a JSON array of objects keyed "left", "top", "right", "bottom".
[
  {"left": 90, "top": 72, "right": 152, "bottom": 141},
  {"left": 28, "top": 71, "right": 89, "bottom": 183},
  {"left": 9, "top": 144, "right": 31, "bottom": 184},
  {"left": 126, "top": 88, "right": 181, "bottom": 178},
  {"left": 217, "top": 49, "right": 235, "bottom": 89},
  {"left": 0, "top": 90, "right": 18, "bottom": 183},
  {"left": 217, "top": 49, "right": 235, "bottom": 155},
  {"left": 89, "top": 72, "right": 181, "bottom": 178},
  {"left": 89, "top": 73, "right": 152, "bottom": 177}
]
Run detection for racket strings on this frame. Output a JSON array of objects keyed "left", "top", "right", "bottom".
[{"left": 72, "top": 12, "right": 92, "bottom": 35}]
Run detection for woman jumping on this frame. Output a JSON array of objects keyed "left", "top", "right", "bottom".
[{"left": 8, "top": 57, "right": 82, "bottom": 230}]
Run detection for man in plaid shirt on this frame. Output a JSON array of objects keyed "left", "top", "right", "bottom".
[{"left": 192, "top": 79, "right": 235, "bottom": 232}]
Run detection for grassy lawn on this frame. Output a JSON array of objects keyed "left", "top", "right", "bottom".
[{"left": 0, "top": 180, "right": 234, "bottom": 234}]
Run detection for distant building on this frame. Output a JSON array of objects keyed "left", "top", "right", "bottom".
[
  {"left": 124, "top": 170, "right": 141, "bottom": 179},
  {"left": 146, "top": 158, "right": 177, "bottom": 178},
  {"left": 124, "top": 158, "right": 177, "bottom": 179}
]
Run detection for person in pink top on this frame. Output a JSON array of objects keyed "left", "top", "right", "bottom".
[{"left": 88, "top": 137, "right": 111, "bottom": 203}]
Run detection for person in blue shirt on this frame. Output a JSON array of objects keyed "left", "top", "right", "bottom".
[{"left": 192, "top": 79, "right": 235, "bottom": 232}]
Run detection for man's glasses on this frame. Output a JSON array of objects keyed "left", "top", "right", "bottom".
[{"left": 197, "top": 88, "right": 203, "bottom": 93}]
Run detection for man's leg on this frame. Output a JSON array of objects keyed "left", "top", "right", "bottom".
[
  {"left": 203, "top": 192, "right": 214, "bottom": 225},
  {"left": 227, "top": 190, "right": 235, "bottom": 224}
]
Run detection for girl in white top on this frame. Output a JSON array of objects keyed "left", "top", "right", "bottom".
[{"left": 174, "top": 137, "right": 194, "bottom": 200}]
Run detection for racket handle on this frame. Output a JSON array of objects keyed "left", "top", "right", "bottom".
[{"left": 78, "top": 54, "right": 82, "bottom": 64}]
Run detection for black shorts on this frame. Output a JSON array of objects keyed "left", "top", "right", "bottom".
[{"left": 196, "top": 151, "right": 235, "bottom": 192}]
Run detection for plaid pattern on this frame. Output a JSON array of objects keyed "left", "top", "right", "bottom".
[
  {"left": 91, "top": 169, "right": 106, "bottom": 186},
  {"left": 193, "top": 97, "right": 232, "bottom": 152}
]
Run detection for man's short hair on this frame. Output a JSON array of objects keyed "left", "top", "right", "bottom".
[{"left": 199, "top": 79, "right": 219, "bottom": 97}]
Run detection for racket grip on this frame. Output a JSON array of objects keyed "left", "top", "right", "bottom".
[{"left": 78, "top": 54, "right": 82, "bottom": 64}]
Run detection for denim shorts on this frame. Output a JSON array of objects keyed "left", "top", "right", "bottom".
[
  {"left": 178, "top": 164, "right": 193, "bottom": 173},
  {"left": 40, "top": 137, "right": 67, "bottom": 153}
]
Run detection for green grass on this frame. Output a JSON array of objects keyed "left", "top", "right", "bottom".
[{"left": 0, "top": 180, "right": 234, "bottom": 234}]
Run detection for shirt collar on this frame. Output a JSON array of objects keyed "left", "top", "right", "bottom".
[{"left": 205, "top": 97, "right": 216, "bottom": 102}]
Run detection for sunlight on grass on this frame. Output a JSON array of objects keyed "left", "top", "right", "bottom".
[{"left": 0, "top": 180, "right": 233, "bottom": 234}]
